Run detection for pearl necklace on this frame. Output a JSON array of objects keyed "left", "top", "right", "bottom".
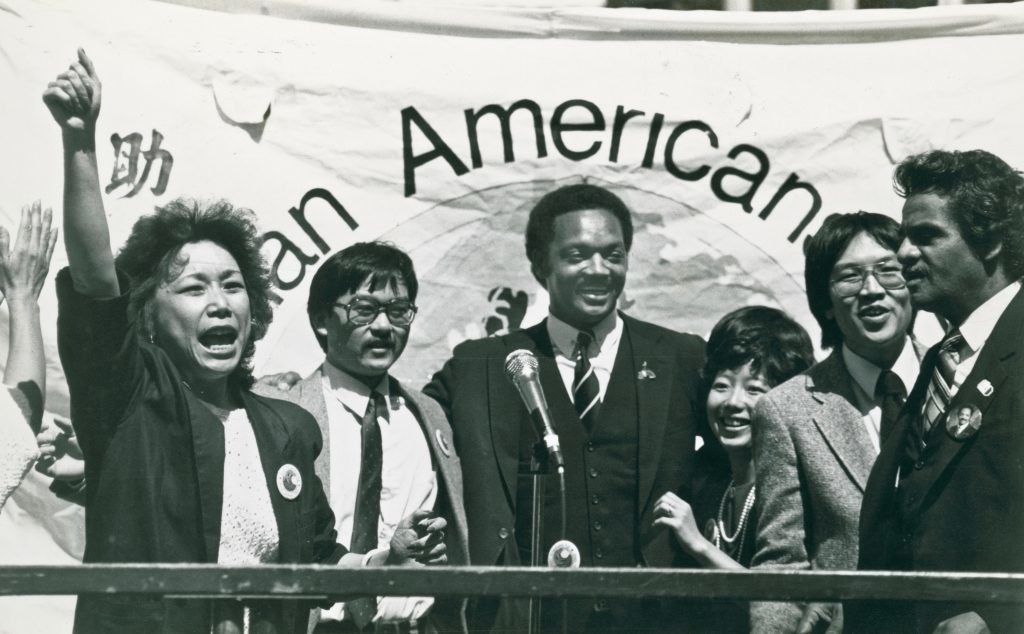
[{"left": 712, "top": 481, "right": 756, "bottom": 556}]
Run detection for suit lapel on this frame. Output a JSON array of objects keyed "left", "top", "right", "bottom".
[
  {"left": 188, "top": 393, "right": 226, "bottom": 562},
  {"left": 401, "top": 384, "right": 470, "bottom": 565},
  {"left": 918, "top": 288, "right": 1024, "bottom": 496},
  {"left": 242, "top": 391, "right": 300, "bottom": 563},
  {"left": 808, "top": 351, "right": 878, "bottom": 493},
  {"left": 624, "top": 316, "right": 673, "bottom": 518},
  {"left": 298, "top": 369, "right": 331, "bottom": 501}
]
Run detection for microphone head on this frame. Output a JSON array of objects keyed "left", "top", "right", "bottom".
[{"left": 504, "top": 349, "right": 539, "bottom": 384}]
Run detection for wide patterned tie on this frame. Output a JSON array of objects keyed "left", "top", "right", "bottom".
[
  {"left": 921, "top": 331, "right": 965, "bottom": 439},
  {"left": 347, "top": 391, "right": 387, "bottom": 628},
  {"left": 573, "top": 330, "right": 601, "bottom": 431},
  {"left": 875, "top": 370, "right": 907, "bottom": 445}
]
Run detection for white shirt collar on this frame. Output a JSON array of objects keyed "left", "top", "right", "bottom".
[
  {"left": 546, "top": 310, "right": 621, "bottom": 359},
  {"left": 842, "top": 336, "right": 919, "bottom": 399},
  {"left": 956, "top": 280, "right": 1021, "bottom": 355},
  {"left": 321, "top": 362, "right": 390, "bottom": 418}
]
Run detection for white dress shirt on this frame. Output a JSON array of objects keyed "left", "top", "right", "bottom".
[
  {"left": 546, "top": 311, "right": 623, "bottom": 402},
  {"left": 947, "top": 280, "right": 1021, "bottom": 396},
  {"left": 320, "top": 363, "right": 437, "bottom": 624},
  {"left": 842, "top": 338, "right": 921, "bottom": 453}
]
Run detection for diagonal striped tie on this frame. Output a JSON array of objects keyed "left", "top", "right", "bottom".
[
  {"left": 921, "top": 330, "right": 964, "bottom": 440},
  {"left": 573, "top": 330, "right": 601, "bottom": 431}
]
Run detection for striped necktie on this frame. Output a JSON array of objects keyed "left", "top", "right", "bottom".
[
  {"left": 573, "top": 330, "right": 601, "bottom": 431},
  {"left": 921, "top": 331, "right": 965, "bottom": 439}
]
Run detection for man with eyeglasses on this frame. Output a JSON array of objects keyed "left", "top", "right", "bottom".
[
  {"left": 258, "top": 242, "right": 468, "bottom": 633},
  {"left": 749, "top": 211, "right": 922, "bottom": 633}
]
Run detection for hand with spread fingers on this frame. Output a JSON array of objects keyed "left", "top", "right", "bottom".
[{"left": 0, "top": 201, "right": 58, "bottom": 306}]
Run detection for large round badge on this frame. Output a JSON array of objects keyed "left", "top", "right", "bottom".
[
  {"left": 276, "top": 464, "right": 302, "bottom": 500},
  {"left": 945, "top": 404, "right": 982, "bottom": 441}
]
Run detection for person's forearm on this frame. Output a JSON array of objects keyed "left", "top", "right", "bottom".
[
  {"left": 690, "top": 538, "right": 745, "bottom": 571},
  {"left": 3, "top": 297, "right": 44, "bottom": 430},
  {"left": 62, "top": 131, "right": 118, "bottom": 299}
]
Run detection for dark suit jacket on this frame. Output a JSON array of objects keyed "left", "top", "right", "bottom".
[
  {"left": 57, "top": 269, "right": 344, "bottom": 634},
  {"left": 423, "top": 314, "right": 704, "bottom": 571},
  {"left": 854, "top": 288, "right": 1024, "bottom": 633}
]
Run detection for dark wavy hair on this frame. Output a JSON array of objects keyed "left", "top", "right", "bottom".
[
  {"left": 697, "top": 306, "right": 814, "bottom": 459},
  {"left": 306, "top": 242, "right": 418, "bottom": 353},
  {"left": 114, "top": 198, "right": 273, "bottom": 390},
  {"left": 894, "top": 149, "right": 1024, "bottom": 279},
  {"left": 804, "top": 211, "right": 902, "bottom": 350},
  {"left": 525, "top": 183, "right": 634, "bottom": 280}
]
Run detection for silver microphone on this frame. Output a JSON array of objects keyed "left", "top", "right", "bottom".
[{"left": 504, "top": 349, "right": 565, "bottom": 473}]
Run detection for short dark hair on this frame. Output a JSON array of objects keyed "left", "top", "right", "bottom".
[
  {"left": 703, "top": 305, "right": 814, "bottom": 392},
  {"left": 894, "top": 149, "right": 1024, "bottom": 278},
  {"left": 115, "top": 198, "right": 272, "bottom": 390},
  {"left": 525, "top": 183, "right": 634, "bottom": 279},
  {"left": 306, "top": 242, "right": 418, "bottom": 353},
  {"left": 804, "top": 212, "right": 902, "bottom": 350},
  {"left": 698, "top": 305, "right": 814, "bottom": 460}
]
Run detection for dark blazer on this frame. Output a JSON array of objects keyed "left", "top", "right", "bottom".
[
  {"left": 854, "top": 288, "right": 1024, "bottom": 633},
  {"left": 57, "top": 269, "right": 344, "bottom": 634},
  {"left": 423, "top": 314, "right": 704, "bottom": 570}
]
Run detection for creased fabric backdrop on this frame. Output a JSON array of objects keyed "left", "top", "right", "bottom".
[{"left": 1, "top": 1, "right": 1023, "bottom": 631}]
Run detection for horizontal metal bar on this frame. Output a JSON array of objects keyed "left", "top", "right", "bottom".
[{"left": 1, "top": 566, "right": 1023, "bottom": 603}]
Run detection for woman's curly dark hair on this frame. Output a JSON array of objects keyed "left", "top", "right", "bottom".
[{"left": 114, "top": 198, "right": 273, "bottom": 390}]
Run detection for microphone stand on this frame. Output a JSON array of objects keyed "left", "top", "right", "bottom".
[{"left": 527, "top": 438, "right": 569, "bottom": 634}]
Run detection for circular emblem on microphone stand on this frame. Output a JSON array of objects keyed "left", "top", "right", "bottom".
[
  {"left": 547, "top": 540, "right": 581, "bottom": 568},
  {"left": 945, "top": 404, "right": 982, "bottom": 441},
  {"left": 276, "top": 464, "right": 302, "bottom": 500}
]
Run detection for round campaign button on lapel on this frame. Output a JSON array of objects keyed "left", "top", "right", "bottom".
[
  {"left": 276, "top": 464, "right": 302, "bottom": 500},
  {"left": 945, "top": 404, "right": 982, "bottom": 441}
]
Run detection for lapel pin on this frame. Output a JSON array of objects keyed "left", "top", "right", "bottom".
[
  {"left": 637, "top": 361, "right": 657, "bottom": 381},
  {"left": 435, "top": 429, "right": 452, "bottom": 457},
  {"left": 977, "top": 379, "right": 994, "bottom": 397},
  {"left": 945, "top": 403, "right": 982, "bottom": 442},
  {"left": 276, "top": 464, "right": 302, "bottom": 500}
]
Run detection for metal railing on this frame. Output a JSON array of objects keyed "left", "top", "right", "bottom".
[{"left": 1, "top": 565, "right": 1022, "bottom": 603}]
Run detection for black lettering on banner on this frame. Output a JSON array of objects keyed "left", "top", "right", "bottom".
[
  {"left": 262, "top": 188, "right": 361, "bottom": 291},
  {"left": 399, "top": 98, "right": 824, "bottom": 244},
  {"left": 402, "top": 106, "right": 469, "bottom": 197},
  {"left": 106, "top": 129, "right": 173, "bottom": 197},
  {"left": 609, "top": 106, "right": 645, "bottom": 164},
  {"left": 288, "top": 188, "right": 358, "bottom": 254},
  {"left": 760, "top": 173, "right": 822, "bottom": 243},
  {"left": 550, "top": 99, "right": 605, "bottom": 161},
  {"left": 263, "top": 230, "right": 321, "bottom": 291},
  {"left": 664, "top": 120, "right": 719, "bottom": 181},
  {"left": 710, "top": 144, "right": 769, "bottom": 213},
  {"left": 465, "top": 100, "right": 548, "bottom": 169},
  {"left": 640, "top": 113, "right": 665, "bottom": 169}
]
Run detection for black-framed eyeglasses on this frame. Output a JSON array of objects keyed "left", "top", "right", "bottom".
[
  {"left": 830, "top": 263, "right": 907, "bottom": 298},
  {"left": 334, "top": 298, "right": 418, "bottom": 326}
]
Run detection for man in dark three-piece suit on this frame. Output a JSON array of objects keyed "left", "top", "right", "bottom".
[
  {"left": 851, "top": 150, "right": 1024, "bottom": 633},
  {"left": 424, "top": 184, "right": 705, "bottom": 633},
  {"left": 259, "top": 242, "right": 468, "bottom": 633}
]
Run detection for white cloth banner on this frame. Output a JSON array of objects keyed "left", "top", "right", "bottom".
[{"left": 1, "top": 1, "right": 1023, "bottom": 629}]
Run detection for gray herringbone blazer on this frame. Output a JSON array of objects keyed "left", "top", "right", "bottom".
[{"left": 748, "top": 346, "right": 917, "bottom": 633}]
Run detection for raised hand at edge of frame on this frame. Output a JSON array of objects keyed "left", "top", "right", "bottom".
[
  {"left": 42, "top": 48, "right": 101, "bottom": 137},
  {"left": 0, "top": 201, "right": 58, "bottom": 307}
]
